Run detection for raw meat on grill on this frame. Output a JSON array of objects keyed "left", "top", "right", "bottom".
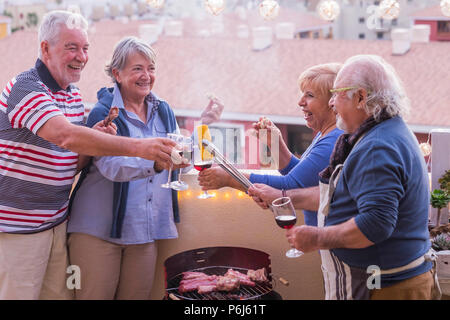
[
  {"left": 179, "top": 275, "right": 218, "bottom": 293},
  {"left": 247, "top": 268, "right": 268, "bottom": 283},
  {"left": 197, "top": 284, "right": 219, "bottom": 294},
  {"left": 181, "top": 271, "right": 213, "bottom": 280},
  {"left": 178, "top": 268, "right": 267, "bottom": 294},
  {"left": 216, "top": 276, "right": 240, "bottom": 291},
  {"left": 224, "top": 269, "right": 256, "bottom": 286}
]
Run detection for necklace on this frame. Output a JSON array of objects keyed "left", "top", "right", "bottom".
[{"left": 319, "top": 122, "right": 337, "bottom": 137}]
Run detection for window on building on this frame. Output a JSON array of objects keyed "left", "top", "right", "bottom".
[
  {"left": 438, "top": 21, "right": 450, "bottom": 34},
  {"left": 377, "top": 32, "right": 384, "bottom": 39},
  {"left": 299, "top": 31, "right": 310, "bottom": 38},
  {"left": 286, "top": 125, "right": 314, "bottom": 158},
  {"left": 359, "top": 17, "right": 365, "bottom": 24},
  {"left": 359, "top": 33, "right": 365, "bottom": 39}
]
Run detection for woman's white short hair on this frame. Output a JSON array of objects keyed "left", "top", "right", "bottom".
[
  {"left": 105, "top": 36, "right": 157, "bottom": 84},
  {"left": 38, "top": 10, "right": 88, "bottom": 59},
  {"left": 340, "top": 54, "right": 410, "bottom": 121}
]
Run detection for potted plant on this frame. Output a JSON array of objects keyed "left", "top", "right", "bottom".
[
  {"left": 430, "top": 170, "right": 450, "bottom": 295},
  {"left": 438, "top": 170, "right": 450, "bottom": 194},
  {"left": 431, "top": 189, "right": 450, "bottom": 228},
  {"left": 430, "top": 231, "right": 450, "bottom": 296}
]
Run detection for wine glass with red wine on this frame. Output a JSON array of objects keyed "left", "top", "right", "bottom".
[
  {"left": 161, "top": 133, "right": 183, "bottom": 189},
  {"left": 193, "top": 145, "right": 215, "bottom": 199},
  {"left": 272, "top": 197, "right": 304, "bottom": 258}
]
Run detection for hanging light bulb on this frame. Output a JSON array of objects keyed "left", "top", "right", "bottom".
[
  {"left": 378, "top": 0, "right": 400, "bottom": 20},
  {"left": 259, "top": 0, "right": 280, "bottom": 21},
  {"left": 441, "top": 0, "right": 450, "bottom": 17},
  {"left": 419, "top": 142, "right": 432, "bottom": 157},
  {"left": 317, "top": 0, "right": 341, "bottom": 21},
  {"left": 146, "top": 0, "right": 165, "bottom": 9},
  {"left": 205, "top": 0, "right": 226, "bottom": 16}
]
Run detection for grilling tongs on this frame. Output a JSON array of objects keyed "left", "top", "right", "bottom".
[{"left": 202, "top": 139, "right": 253, "bottom": 192}]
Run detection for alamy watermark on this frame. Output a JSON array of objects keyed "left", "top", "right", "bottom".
[
  {"left": 66, "top": 265, "right": 81, "bottom": 290},
  {"left": 366, "top": 265, "right": 381, "bottom": 290},
  {"left": 174, "top": 120, "right": 280, "bottom": 168}
]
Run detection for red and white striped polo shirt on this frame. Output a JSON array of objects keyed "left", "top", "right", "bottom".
[{"left": 0, "top": 59, "right": 84, "bottom": 233}]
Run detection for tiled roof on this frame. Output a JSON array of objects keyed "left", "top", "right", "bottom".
[
  {"left": 411, "top": 4, "right": 450, "bottom": 20},
  {"left": 0, "top": 15, "right": 12, "bottom": 23},
  {"left": 0, "top": 19, "right": 449, "bottom": 129}
]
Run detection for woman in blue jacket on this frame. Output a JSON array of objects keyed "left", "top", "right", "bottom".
[
  {"left": 67, "top": 36, "right": 221, "bottom": 300},
  {"left": 198, "top": 63, "right": 343, "bottom": 226}
]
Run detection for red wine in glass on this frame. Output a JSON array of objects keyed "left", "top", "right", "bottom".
[
  {"left": 194, "top": 161, "right": 214, "bottom": 199},
  {"left": 271, "top": 196, "right": 303, "bottom": 258},
  {"left": 194, "top": 161, "right": 212, "bottom": 172},
  {"left": 275, "top": 216, "right": 297, "bottom": 229}
]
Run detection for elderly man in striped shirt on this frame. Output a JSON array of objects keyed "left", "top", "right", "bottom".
[{"left": 0, "top": 10, "right": 186, "bottom": 299}]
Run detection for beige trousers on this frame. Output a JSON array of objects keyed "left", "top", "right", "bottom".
[
  {"left": 370, "top": 270, "right": 434, "bottom": 300},
  {"left": 0, "top": 221, "right": 73, "bottom": 300},
  {"left": 67, "top": 232, "right": 158, "bottom": 300}
]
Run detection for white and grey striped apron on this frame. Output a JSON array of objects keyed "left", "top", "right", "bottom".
[
  {"left": 317, "top": 141, "right": 441, "bottom": 300},
  {"left": 318, "top": 163, "right": 371, "bottom": 300}
]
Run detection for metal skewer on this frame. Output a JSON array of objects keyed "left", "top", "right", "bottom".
[{"left": 202, "top": 139, "right": 252, "bottom": 191}]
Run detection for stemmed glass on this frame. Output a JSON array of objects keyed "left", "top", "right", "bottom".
[
  {"left": 161, "top": 133, "right": 183, "bottom": 189},
  {"left": 193, "top": 145, "right": 215, "bottom": 199},
  {"left": 271, "top": 196, "right": 304, "bottom": 258},
  {"left": 170, "top": 136, "right": 193, "bottom": 191}
]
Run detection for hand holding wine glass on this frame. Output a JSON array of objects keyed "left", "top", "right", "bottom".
[
  {"left": 193, "top": 145, "right": 214, "bottom": 199},
  {"left": 170, "top": 136, "right": 193, "bottom": 191},
  {"left": 161, "top": 133, "right": 184, "bottom": 189},
  {"left": 194, "top": 124, "right": 215, "bottom": 199},
  {"left": 271, "top": 197, "right": 304, "bottom": 258}
]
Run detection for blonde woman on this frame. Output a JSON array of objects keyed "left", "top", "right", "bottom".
[{"left": 199, "top": 63, "right": 343, "bottom": 226}]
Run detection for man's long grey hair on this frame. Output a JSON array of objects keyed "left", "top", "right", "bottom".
[{"left": 341, "top": 54, "right": 410, "bottom": 121}]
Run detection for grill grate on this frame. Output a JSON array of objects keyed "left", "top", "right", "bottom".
[{"left": 166, "top": 266, "right": 273, "bottom": 300}]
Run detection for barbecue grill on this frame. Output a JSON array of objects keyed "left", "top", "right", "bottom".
[{"left": 164, "top": 246, "right": 280, "bottom": 300}]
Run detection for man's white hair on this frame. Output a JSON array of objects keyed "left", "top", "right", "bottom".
[
  {"left": 340, "top": 54, "right": 410, "bottom": 121},
  {"left": 38, "top": 10, "right": 88, "bottom": 59}
]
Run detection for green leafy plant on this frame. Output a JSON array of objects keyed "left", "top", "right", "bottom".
[
  {"left": 438, "top": 170, "right": 450, "bottom": 194},
  {"left": 430, "top": 189, "right": 450, "bottom": 228},
  {"left": 26, "top": 12, "right": 38, "bottom": 28}
]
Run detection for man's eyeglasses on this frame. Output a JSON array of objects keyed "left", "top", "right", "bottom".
[
  {"left": 329, "top": 86, "right": 359, "bottom": 98},
  {"left": 329, "top": 86, "right": 371, "bottom": 98}
]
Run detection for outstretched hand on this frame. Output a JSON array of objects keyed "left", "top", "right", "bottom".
[
  {"left": 198, "top": 166, "right": 229, "bottom": 190},
  {"left": 200, "top": 95, "right": 224, "bottom": 125},
  {"left": 247, "top": 183, "right": 282, "bottom": 210},
  {"left": 92, "top": 119, "right": 117, "bottom": 135}
]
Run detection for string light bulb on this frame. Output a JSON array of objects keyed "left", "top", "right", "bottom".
[
  {"left": 146, "top": 0, "right": 165, "bottom": 9},
  {"left": 419, "top": 142, "right": 432, "bottom": 157},
  {"left": 441, "top": 0, "right": 450, "bottom": 17},
  {"left": 259, "top": 0, "right": 280, "bottom": 21},
  {"left": 379, "top": 0, "right": 400, "bottom": 20},
  {"left": 317, "top": 0, "right": 341, "bottom": 21},
  {"left": 205, "top": 0, "right": 226, "bottom": 16}
]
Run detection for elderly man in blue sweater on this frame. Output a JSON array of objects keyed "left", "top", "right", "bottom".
[{"left": 249, "top": 54, "right": 438, "bottom": 300}]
